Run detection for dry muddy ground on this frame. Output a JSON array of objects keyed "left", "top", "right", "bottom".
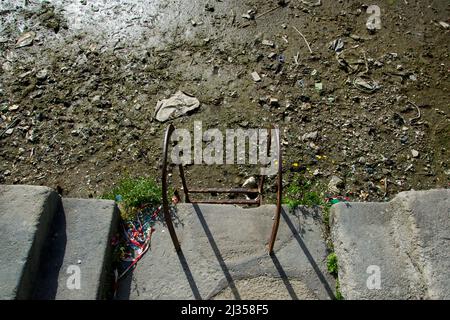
[{"left": 0, "top": 0, "right": 449, "bottom": 202}]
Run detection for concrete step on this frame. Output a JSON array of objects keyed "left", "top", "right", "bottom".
[
  {"left": 330, "top": 189, "right": 450, "bottom": 300},
  {"left": 33, "top": 198, "right": 119, "bottom": 300},
  {"left": 0, "top": 185, "right": 60, "bottom": 299},
  {"left": 116, "top": 203, "right": 335, "bottom": 300}
]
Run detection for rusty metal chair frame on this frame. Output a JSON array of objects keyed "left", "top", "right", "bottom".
[{"left": 161, "top": 124, "right": 282, "bottom": 255}]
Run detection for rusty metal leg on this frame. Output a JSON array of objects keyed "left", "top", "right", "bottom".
[
  {"left": 268, "top": 126, "right": 282, "bottom": 255},
  {"left": 179, "top": 164, "right": 191, "bottom": 203},
  {"left": 162, "top": 125, "right": 181, "bottom": 252},
  {"left": 258, "top": 175, "right": 265, "bottom": 206},
  {"left": 268, "top": 182, "right": 282, "bottom": 254}
]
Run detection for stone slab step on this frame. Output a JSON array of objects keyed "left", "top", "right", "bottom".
[
  {"left": 33, "top": 198, "right": 119, "bottom": 300},
  {"left": 0, "top": 185, "right": 60, "bottom": 299},
  {"left": 116, "top": 203, "right": 335, "bottom": 300},
  {"left": 330, "top": 189, "right": 450, "bottom": 300}
]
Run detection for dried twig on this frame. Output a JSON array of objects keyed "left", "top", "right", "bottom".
[
  {"left": 408, "top": 100, "right": 421, "bottom": 123},
  {"left": 0, "top": 117, "right": 20, "bottom": 139},
  {"left": 292, "top": 26, "right": 313, "bottom": 54},
  {"left": 256, "top": 5, "right": 282, "bottom": 19}
]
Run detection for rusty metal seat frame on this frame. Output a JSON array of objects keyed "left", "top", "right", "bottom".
[{"left": 161, "top": 124, "right": 282, "bottom": 254}]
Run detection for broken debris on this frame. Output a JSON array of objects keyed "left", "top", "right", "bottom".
[
  {"left": 15, "top": 31, "right": 36, "bottom": 48},
  {"left": 353, "top": 77, "right": 381, "bottom": 93}
]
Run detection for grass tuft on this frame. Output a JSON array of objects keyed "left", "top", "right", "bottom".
[
  {"left": 283, "top": 174, "right": 324, "bottom": 209},
  {"left": 102, "top": 176, "right": 162, "bottom": 211},
  {"left": 327, "top": 252, "right": 339, "bottom": 276}
]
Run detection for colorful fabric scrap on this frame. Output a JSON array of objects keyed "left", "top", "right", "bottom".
[
  {"left": 111, "top": 205, "right": 160, "bottom": 295},
  {"left": 325, "top": 196, "right": 350, "bottom": 205}
]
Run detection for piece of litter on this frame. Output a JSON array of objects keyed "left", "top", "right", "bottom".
[
  {"left": 155, "top": 91, "right": 200, "bottom": 122},
  {"left": 329, "top": 38, "right": 344, "bottom": 52},
  {"left": 251, "top": 71, "right": 261, "bottom": 82},
  {"left": 262, "top": 39, "right": 274, "bottom": 47},
  {"left": 301, "top": 0, "right": 322, "bottom": 7},
  {"left": 438, "top": 21, "right": 449, "bottom": 29},
  {"left": 411, "top": 149, "right": 419, "bottom": 158},
  {"left": 8, "top": 105, "right": 20, "bottom": 111},
  {"left": 111, "top": 205, "right": 161, "bottom": 284},
  {"left": 242, "top": 9, "right": 256, "bottom": 20}
]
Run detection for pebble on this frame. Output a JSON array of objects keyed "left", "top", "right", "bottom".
[
  {"left": 36, "top": 69, "right": 48, "bottom": 80},
  {"left": 328, "top": 176, "right": 344, "bottom": 194},
  {"left": 251, "top": 71, "right": 261, "bottom": 82},
  {"left": 8, "top": 104, "right": 20, "bottom": 111},
  {"left": 302, "top": 131, "right": 318, "bottom": 141},
  {"left": 269, "top": 97, "right": 279, "bottom": 107},
  {"left": 242, "top": 176, "right": 257, "bottom": 188}
]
